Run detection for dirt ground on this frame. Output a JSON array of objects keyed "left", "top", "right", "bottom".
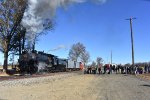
[{"left": 0, "top": 73, "right": 150, "bottom": 100}]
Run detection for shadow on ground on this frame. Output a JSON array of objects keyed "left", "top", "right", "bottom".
[{"left": 140, "top": 84, "right": 150, "bottom": 87}]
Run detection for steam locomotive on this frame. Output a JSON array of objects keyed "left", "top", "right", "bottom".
[{"left": 18, "top": 50, "right": 81, "bottom": 74}]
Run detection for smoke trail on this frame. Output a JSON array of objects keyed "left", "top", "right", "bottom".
[
  {"left": 48, "top": 45, "right": 68, "bottom": 52},
  {"left": 22, "top": 0, "right": 107, "bottom": 48}
]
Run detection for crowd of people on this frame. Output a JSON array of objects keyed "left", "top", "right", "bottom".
[{"left": 84, "top": 63, "right": 150, "bottom": 75}]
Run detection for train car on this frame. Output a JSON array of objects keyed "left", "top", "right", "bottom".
[{"left": 66, "top": 60, "right": 81, "bottom": 71}]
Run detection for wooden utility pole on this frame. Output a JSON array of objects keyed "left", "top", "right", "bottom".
[
  {"left": 111, "top": 50, "right": 112, "bottom": 65},
  {"left": 126, "top": 17, "right": 136, "bottom": 67}
]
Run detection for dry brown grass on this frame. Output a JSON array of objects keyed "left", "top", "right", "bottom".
[
  {"left": 0, "top": 66, "right": 13, "bottom": 70},
  {"left": 136, "top": 73, "right": 150, "bottom": 80}
]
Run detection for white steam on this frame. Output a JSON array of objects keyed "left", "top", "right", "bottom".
[{"left": 22, "top": 0, "right": 107, "bottom": 48}]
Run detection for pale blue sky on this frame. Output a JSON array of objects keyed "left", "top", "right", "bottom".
[{"left": 0, "top": 0, "right": 150, "bottom": 65}]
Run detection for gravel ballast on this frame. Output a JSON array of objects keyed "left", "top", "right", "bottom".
[{"left": 0, "top": 72, "right": 79, "bottom": 87}]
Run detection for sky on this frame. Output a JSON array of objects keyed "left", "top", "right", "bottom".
[{"left": 1, "top": 0, "right": 150, "bottom": 65}]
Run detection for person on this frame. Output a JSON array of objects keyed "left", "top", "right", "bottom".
[
  {"left": 103, "top": 65, "right": 107, "bottom": 74},
  {"left": 92, "top": 66, "right": 96, "bottom": 74},
  {"left": 83, "top": 66, "right": 87, "bottom": 74},
  {"left": 148, "top": 64, "right": 150, "bottom": 73},
  {"left": 88, "top": 66, "right": 92, "bottom": 74},
  {"left": 121, "top": 66, "right": 124, "bottom": 74},
  {"left": 112, "top": 65, "right": 115, "bottom": 73},
  {"left": 124, "top": 65, "right": 127, "bottom": 74},
  {"left": 144, "top": 64, "right": 148, "bottom": 73},
  {"left": 134, "top": 66, "right": 137, "bottom": 75},
  {"left": 98, "top": 64, "right": 102, "bottom": 74},
  {"left": 107, "top": 64, "right": 110, "bottom": 74},
  {"left": 109, "top": 64, "right": 112, "bottom": 74}
]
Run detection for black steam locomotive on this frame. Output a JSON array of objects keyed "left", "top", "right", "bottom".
[{"left": 18, "top": 50, "right": 67, "bottom": 74}]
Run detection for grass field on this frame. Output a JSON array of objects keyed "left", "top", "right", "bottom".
[{"left": 0, "top": 66, "right": 13, "bottom": 70}]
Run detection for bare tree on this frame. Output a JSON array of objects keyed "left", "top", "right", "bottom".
[
  {"left": 0, "top": 0, "right": 27, "bottom": 71},
  {"left": 69, "top": 42, "right": 86, "bottom": 62},
  {"left": 31, "top": 19, "right": 54, "bottom": 51},
  {"left": 97, "top": 57, "right": 103, "bottom": 65},
  {"left": 91, "top": 61, "right": 96, "bottom": 67},
  {"left": 81, "top": 51, "right": 90, "bottom": 66}
]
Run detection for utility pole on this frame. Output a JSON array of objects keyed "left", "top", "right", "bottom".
[
  {"left": 126, "top": 17, "right": 136, "bottom": 67},
  {"left": 111, "top": 50, "right": 112, "bottom": 65}
]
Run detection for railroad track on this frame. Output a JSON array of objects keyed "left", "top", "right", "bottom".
[{"left": 0, "top": 71, "right": 80, "bottom": 82}]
